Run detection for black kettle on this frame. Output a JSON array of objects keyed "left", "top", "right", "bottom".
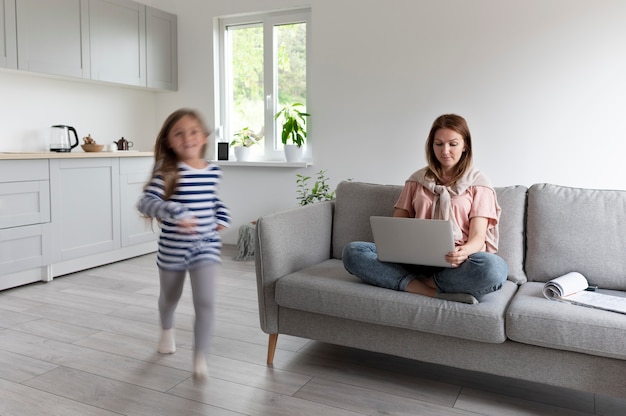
[{"left": 50, "top": 125, "right": 79, "bottom": 152}]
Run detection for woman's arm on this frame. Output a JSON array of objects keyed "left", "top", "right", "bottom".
[
  {"left": 445, "top": 216, "right": 488, "bottom": 267},
  {"left": 393, "top": 208, "right": 410, "bottom": 217}
]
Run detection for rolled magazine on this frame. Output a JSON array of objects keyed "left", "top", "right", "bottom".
[
  {"left": 542, "top": 272, "right": 589, "bottom": 299},
  {"left": 543, "top": 272, "right": 626, "bottom": 314}
]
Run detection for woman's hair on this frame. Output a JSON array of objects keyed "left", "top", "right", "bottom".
[
  {"left": 147, "top": 108, "right": 212, "bottom": 200},
  {"left": 425, "top": 113, "right": 473, "bottom": 185}
]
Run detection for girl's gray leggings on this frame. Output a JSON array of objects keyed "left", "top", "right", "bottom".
[{"left": 158, "top": 263, "right": 219, "bottom": 353}]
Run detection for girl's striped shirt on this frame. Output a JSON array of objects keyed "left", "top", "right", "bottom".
[{"left": 137, "top": 161, "right": 231, "bottom": 270}]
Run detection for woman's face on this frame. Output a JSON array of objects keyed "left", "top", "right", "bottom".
[
  {"left": 167, "top": 115, "right": 207, "bottom": 163},
  {"left": 432, "top": 128, "right": 466, "bottom": 174}
]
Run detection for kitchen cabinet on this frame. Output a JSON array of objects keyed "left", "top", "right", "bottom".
[
  {"left": 120, "top": 157, "right": 156, "bottom": 247},
  {"left": 0, "top": 154, "right": 156, "bottom": 290},
  {"left": 49, "top": 157, "right": 120, "bottom": 262},
  {"left": 146, "top": 6, "right": 177, "bottom": 90},
  {"left": 7, "top": 0, "right": 176, "bottom": 89},
  {"left": 89, "top": 0, "right": 145, "bottom": 87},
  {"left": 0, "top": 159, "right": 51, "bottom": 289},
  {"left": 0, "top": 0, "right": 17, "bottom": 69},
  {"left": 15, "top": 0, "right": 89, "bottom": 78}
]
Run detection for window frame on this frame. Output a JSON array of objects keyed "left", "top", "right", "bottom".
[{"left": 216, "top": 8, "right": 311, "bottom": 162}]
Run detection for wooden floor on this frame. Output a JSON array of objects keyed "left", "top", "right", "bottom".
[{"left": 1, "top": 245, "right": 624, "bottom": 416}]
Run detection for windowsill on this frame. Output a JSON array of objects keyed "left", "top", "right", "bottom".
[{"left": 212, "top": 160, "right": 312, "bottom": 168}]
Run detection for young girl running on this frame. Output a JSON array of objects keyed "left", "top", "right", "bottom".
[{"left": 137, "top": 108, "right": 231, "bottom": 381}]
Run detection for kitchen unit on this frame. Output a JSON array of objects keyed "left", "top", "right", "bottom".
[
  {"left": 0, "top": 152, "right": 157, "bottom": 291},
  {"left": 0, "top": 0, "right": 17, "bottom": 69},
  {"left": 7, "top": 0, "right": 177, "bottom": 90}
]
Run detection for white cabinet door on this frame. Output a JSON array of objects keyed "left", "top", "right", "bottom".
[
  {"left": 146, "top": 6, "right": 177, "bottom": 91},
  {"left": 49, "top": 158, "right": 120, "bottom": 261},
  {"left": 0, "top": 159, "right": 50, "bottom": 228},
  {"left": 0, "top": 223, "right": 51, "bottom": 275},
  {"left": 15, "top": 0, "right": 89, "bottom": 78},
  {"left": 89, "top": 0, "right": 145, "bottom": 86},
  {"left": 0, "top": 159, "right": 51, "bottom": 277},
  {"left": 119, "top": 157, "right": 156, "bottom": 247},
  {"left": 0, "top": 180, "right": 50, "bottom": 228},
  {"left": 0, "top": 0, "right": 17, "bottom": 69}
]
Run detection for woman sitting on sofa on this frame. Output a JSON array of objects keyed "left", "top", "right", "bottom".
[{"left": 342, "top": 114, "right": 508, "bottom": 304}]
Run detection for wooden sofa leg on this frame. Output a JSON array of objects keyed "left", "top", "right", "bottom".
[{"left": 267, "top": 334, "right": 278, "bottom": 365}]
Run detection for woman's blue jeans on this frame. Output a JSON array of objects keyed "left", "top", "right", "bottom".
[{"left": 342, "top": 242, "right": 508, "bottom": 298}]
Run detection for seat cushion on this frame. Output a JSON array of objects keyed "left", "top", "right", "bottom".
[
  {"left": 506, "top": 282, "right": 626, "bottom": 360},
  {"left": 275, "top": 259, "right": 518, "bottom": 344}
]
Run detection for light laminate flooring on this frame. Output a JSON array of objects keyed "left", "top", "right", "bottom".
[{"left": 1, "top": 245, "right": 624, "bottom": 416}]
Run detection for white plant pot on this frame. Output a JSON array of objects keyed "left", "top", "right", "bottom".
[
  {"left": 284, "top": 144, "right": 303, "bottom": 163},
  {"left": 234, "top": 146, "right": 252, "bottom": 161}
]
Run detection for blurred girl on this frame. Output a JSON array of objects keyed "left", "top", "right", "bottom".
[{"left": 138, "top": 109, "right": 231, "bottom": 381}]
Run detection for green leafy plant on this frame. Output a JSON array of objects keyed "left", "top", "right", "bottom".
[
  {"left": 230, "top": 127, "right": 261, "bottom": 147},
  {"left": 296, "top": 170, "right": 335, "bottom": 206},
  {"left": 275, "top": 103, "right": 310, "bottom": 147}
]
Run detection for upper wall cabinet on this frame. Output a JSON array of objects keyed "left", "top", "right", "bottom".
[
  {"left": 89, "top": 0, "right": 145, "bottom": 87},
  {"left": 0, "top": 0, "right": 17, "bottom": 69},
  {"left": 16, "top": 0, "right": 90, "bottom": 78},
  {"left": 146, "top": 6, "right": 177, "bottom": 90},
  {"left": 9, "top": 0, "right": 176, "bottom": 90}
]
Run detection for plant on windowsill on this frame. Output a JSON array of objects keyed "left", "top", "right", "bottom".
[
  {"left": 296, "top": 170, "right": 336, "bottom": 206},
  {"left": 275, "top": 103, "right": 310, "bottom": 163},
  {"left": 230, "top": 127, "right": 262, "bottom": 162}
]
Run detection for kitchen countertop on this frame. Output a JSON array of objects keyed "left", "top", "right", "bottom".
[{"left": 0, "top": 151, "right": 154, "bottom": 160}]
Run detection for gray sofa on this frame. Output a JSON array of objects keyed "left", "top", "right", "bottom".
[{"left": 254, "top": 181, "right": 626, "bottom": 399}]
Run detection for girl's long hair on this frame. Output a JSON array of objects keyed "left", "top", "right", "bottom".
[
  {"left": 425, "top": 114, "right": 473, "bottom": 185},
  {"left": 146, "top": 108, "right": 211, "bottom": 200}
]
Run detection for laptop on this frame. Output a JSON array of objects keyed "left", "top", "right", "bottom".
[{"left": 370, "top": 216, "right": 455, "bottom": 268}]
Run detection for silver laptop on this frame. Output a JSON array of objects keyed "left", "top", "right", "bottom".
[{"left": 370, "top": 216, "right": 455, "bottom": 268}]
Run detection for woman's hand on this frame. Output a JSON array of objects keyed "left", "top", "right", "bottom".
[
  {"left": 446, "top": 246, "right": 469, "bottom": 267},
  {"left": 446, "top": 216, "right": 490, "bottom": 266}
]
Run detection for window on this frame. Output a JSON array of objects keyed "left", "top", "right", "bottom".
[{"left": 217, "top": 9, "right": 310, "bottom": 161}]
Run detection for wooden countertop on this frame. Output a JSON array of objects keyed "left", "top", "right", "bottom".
[{"left": 0, "top": 151, "right": 154, "bottom": 160}]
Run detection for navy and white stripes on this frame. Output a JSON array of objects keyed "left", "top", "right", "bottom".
[{"left": 137, "top": 161, "right": 231, "bottom": 270}]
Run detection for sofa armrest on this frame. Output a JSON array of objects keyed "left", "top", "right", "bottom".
[{"left": 255, "top": 200, "right": 334, "bottom": 333}]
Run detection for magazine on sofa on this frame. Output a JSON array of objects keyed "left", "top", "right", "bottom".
[{"left": 543, "top": 272, "right": 626, "bottom": 314}]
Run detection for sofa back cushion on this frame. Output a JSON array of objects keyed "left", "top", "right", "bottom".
[
  {"left": 333, "top": 181, "right": 402, "bottom": 259},
  {"left": 332, "top": 181, "right": 527, "bottom": 284},
  {"left": 526, "top": 183, "right": 626, "bottom": 290},
  {"left": 494, "top": 185, "right": 528, "bottom": 284}
]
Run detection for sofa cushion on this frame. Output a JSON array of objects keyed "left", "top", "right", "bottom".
[
  {"left": 332, "top": 181, "right": 527, "bottom": 284},
  {"left": 494, "top": 185, "right": 528, "bottom": 284},
  {"left": 275, "top": 259, "right": 519, "bottom": 344},
  {"left": 332, "top": 181, "right": 402, "bottom": 259},
  {"left": 526, "top": 183, "right": 626, "bottom": 290},
  {"left": 506, "top": 282, "right": 626, "bottom": 360}
]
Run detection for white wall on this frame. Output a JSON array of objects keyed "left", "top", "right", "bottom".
[
  {"left": 0, "top": 70, "right": 157, "bottom": 152},
  {"left": 2, "top": 0, "right": 626, "bottom": 244}
]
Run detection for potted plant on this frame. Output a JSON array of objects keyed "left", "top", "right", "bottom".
[
  {"left": 230, "top": 127, "right": 260, "bottom": 161},
  {"left": 296, "top": 170, "right": 336, "bottom": 205},
  {"left": 275, "top": 103, "right": 310, "bottom": 162}
]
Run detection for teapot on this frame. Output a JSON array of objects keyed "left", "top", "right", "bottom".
[{"left": 114, "top": 137, "right": 134, "bottom": 151}]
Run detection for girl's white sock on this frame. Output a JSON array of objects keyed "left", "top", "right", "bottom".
[
  {"left": 158, "top": 328, "right": 176, "bottom": 354},
  {"left": 193, "top": 351, "right": 208, "bottom": 382}
]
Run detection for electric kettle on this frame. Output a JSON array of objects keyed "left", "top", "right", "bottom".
[{"left": 50, "top": 125, "right": 79, "bottom": 152}]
